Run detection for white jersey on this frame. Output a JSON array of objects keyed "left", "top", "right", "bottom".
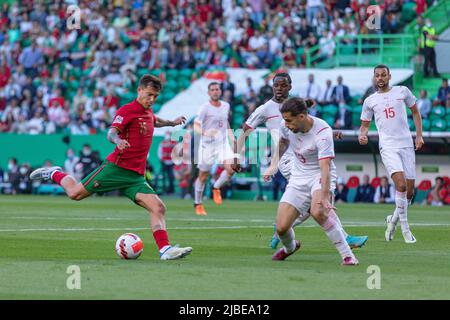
[
  {"left": 280, "top": 116, "right": 337, "bottom": 177},
  {"left": 245, "top": 99, "right": 294, "bottom": 158},
  {"left": 245, "top": 99, "right": 283, "bottom": 131},
  {"left": 196, "top": 100, "right": 230, "bottom": 145},
  {"left": 361, "top": 86, "right": 416, "bottom": 150}
]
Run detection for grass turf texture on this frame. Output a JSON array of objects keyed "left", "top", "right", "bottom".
[{"left": 0, "top": 195, "right": 449, "bottom": 300}]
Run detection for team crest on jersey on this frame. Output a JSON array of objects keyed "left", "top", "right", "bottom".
[
  {"left": 93, "top": 180, "right": 101, "bottom": 188},
  {"left": 113, "top": 115, "right": 123, "bottom": 124},
  {"left": 139, "top": 122, "right": 147, "bottom": 135}
]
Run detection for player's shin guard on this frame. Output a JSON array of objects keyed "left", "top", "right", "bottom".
[
  {"left": 278, "top": 228, "right": 296, "bottom": 253},
  {"left": 213, "top": 170, "right": 230, "bottom": 189},
  {"left": 395, "top": 191, "right": 410, "bottom": 232},
  {"left": 321, "top": 210, "right": 353, "bottom": 259},
  {"left": 194, "top": 178, "right": 205, "bottom": 204}
]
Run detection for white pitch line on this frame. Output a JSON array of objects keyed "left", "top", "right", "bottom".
[
  {"left": 0, "top": 223, "right": 449, "bottom": 233},
  {"left": 2, "top": 216, "right": 272, "bottom": 223}
]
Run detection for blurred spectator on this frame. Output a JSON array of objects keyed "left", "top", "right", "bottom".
[
  {"left": 335, "top": 180, "right": 348, "bottom": 203},
  {"left": 16, "top": 163, "right": 32, "bottom": 194},
  {"left": 334, "top": 103, "right": 352, "bottom": 129},
  {"left": 6, "top": 157, "right": 19, "bottom": 194},
  {"left": 64, "top": 148, "right": 80, "bottom": 178},
  {"left": 78, "top": 144, "right": 101, "bottom": 179},
  {"left": 301, "top": 73, "right": 322, "bottom": 102},
  {"left": 359, "top": 79, "right": 377, "bottom": 104},
  {"left": 145, "top": 163, "right": 156, "bottom": 191},
  {"left": 319, "top": 79, "right": 334, "bottom": 106},
  {"left": 373, "top": 176, "right": 395, "bottom": 204},
  {"left": 220, "top": 73, "right": 236, "bottom": 102},
  {"left": 433, "top": 78, "right": 449, "bottom": 107},
  {"left": 354, "top": 174, "right": 375, "bottom": 203},
  {"left": 174, "top": 162, "right": 191, "bottom": 199},
  {"left": 258, "top": 76, "right": 273, "bottom": 104},
  {"left": 158, "top": 131, "right": 176, "bottom": 194},
  {"left": 272, "top": 170, "right": 287, "bottom": 201},
  {"left": 417, "top": 89, "right": 432, "bottom": 119},
  {"left": 427, "top": 177, "right": 446, "bottom": 206},
  {"left": 331, "top": 75, "right": 351, "bottom": 106}
]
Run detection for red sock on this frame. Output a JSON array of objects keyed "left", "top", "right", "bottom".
[
  {"left": 152, "top": 230, "right": 170, "bottom": 250},
  {"left": 51, "top": 171, "right": 68, "bottom": 185}
]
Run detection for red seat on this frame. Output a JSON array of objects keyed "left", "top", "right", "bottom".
[
  {"left": 371, "top": 177, "right": 381, "bottom": 188},
  {"left": 418, "top": 179, "right": 432, "bottom": 191},
  {"left": 346, "top": 176, "right": 360, "bottom": 188},
  {"left": 442, "top": 176, "right": 450, "bottom": 188}
]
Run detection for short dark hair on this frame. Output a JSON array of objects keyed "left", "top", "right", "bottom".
[
  {"left": 374, "top": 64, "right": 390, "bottom": 74},
  {"left": 208, "top": 82, "right": 220, "bottom": 90},
  {"left": 139, "top": 74, "right": 162, "bottom": 91},
  {"left": 280, "top": 97, "right": 314, "bottom": 116},
  {"left": 273, "top": 72, "right": 292, "bottom": 84}
]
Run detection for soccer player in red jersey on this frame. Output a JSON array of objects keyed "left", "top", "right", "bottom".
[{"left": 30, "top": 75, "right": 192, "bottom": 260}]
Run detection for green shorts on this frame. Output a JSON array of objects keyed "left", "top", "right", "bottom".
[{"left": 81, "top": 160, "right": 155, "bottom": 201}]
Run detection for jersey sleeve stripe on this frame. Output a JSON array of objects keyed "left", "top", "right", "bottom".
[
  {"left": 408, "top": 103, "right": 417, "bottom": 109},
  {"left": 360, "top": 119, "right": 371, "bottom": 122},
  {"left": 318, "top": 156, "right": 335, "bottom": 161},
  {"left": 266, "top": 115, "right": 279, "bottom": 120},
  {"left": 316, "top": 127, "right": 329, "bottom": 135}
]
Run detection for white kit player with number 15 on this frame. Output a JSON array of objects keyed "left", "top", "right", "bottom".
[{"left": 359, "top": 64, "right": 425, "bottom": 243}]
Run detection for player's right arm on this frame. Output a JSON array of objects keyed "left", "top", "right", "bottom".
[
  {"left": 108, "top": 109, "right": 131, "bottom": 150},
  {"left": 263, "top": 136, "right": 289, "bottom": 182},
  {"left": 359, "top": 98, "right": 373, "bottom": 145},
  {"left": 358, "top": 121, "right": 370, "bottom": 145},
  {"left": 107, "top": 127, "right": 130, "bottom": 150}
]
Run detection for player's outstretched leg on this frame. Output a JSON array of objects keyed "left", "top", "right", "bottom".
[
  {"left": 212, "top": 163, "right": 235, "bottom": 205},
  {"left": 270, "top": 209, "right": 368, "bottom": 249},
  {"left": 272, "top": 203, "right": 301, "bottom": 261},
  {"left": 135, "top": 193, "right": 192, "bottom": 260},
  {"left": 30, "top": 166, "right": 90, "bottom": 201},
  {"left": 194, "top": 175, "right": 208, "bottom": 215},
  {"left": 310, "top": 191, "right": 358, "bottom": 266},
  {"left": 389, "top": 173, "right": 416, "bottom": 243}
]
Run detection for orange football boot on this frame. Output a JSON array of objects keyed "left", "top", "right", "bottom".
[
  {"left": 212, "top": 188, "right": 222, "bottom": 205},
  {"left": 194, "top": 204, "right": 207, "bottom": 215}
]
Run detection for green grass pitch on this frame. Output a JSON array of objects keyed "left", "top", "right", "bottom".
[{"left": 0, "top": 195, "right": 449, "bottom": 300}]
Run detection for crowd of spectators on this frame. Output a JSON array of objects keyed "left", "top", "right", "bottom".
[{"left": 0, "top": 0, "right": 423, "bottom": 135}]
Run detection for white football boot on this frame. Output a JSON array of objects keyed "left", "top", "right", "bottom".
[
  {"left": 29, "top": 166, "right": 62, "bottom": 181},
  {"left": 160, "top": 245, "right": 192, "bottom": 260},
  {"left": 402, "top": 230, "right": 417, "bottom": 244},
  {"left": 385, "top": 214, "right": 397, "bottom": 242}
]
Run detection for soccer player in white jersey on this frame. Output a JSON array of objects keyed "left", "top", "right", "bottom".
[
  {"left": 233, "top": 73, "right": 368, "bottom": 250},
  {"left": 359, "top": 64, "right": 424, "bottom": 243},
  {"left": 268, "top": 97, "right": 358, "bottom": 265},
  {"left": 193, "top": 82, "right": 237, "bottom": 215}
]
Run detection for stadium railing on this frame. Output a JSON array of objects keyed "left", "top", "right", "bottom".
[{"left": 306, "top": 34, "right": 416, "bottom": 69}]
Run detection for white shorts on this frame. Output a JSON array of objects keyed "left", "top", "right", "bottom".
[
  {"left": 380, "top": 147, "right": 416, "bottom": 180},
  {"left": 278, "top": 153, "right": 293, "bottom": 181},
  {"left": 197, "top": 141, "right": 234, "bottom": 172},
  {"left": 280, "top": 172, "right": 336, "bottom": 216}
]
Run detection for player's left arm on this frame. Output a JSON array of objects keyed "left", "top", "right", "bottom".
[
  {"left": 318, "top": 158, "right": 334, "bottom": 211},
  {"left": 154, "top": 116, "right": 187, "bottom": 128},
  {"left": 410, "top": 105, "right": 424, "bottom": 150}
]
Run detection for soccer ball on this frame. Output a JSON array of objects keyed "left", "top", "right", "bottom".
[{"left": 115, "top": 233, "right": 144, "bottom": 259}]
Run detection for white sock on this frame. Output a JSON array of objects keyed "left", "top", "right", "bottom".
[
  {"left": 213, "top": 170, "right": 230, "bottom": 189},
  {"left": 321, "top": 210, "right": 353, "bottom": 259},
  {"left": 292, "top": 212, "right": 309, "bottom": 228},
  {"left": 330, "top": 210, "right": 348, "bottom": 238},
  {"left": 194, "top": 178, "right": 205, "bottom": 204},
  {"left": 395, "top": 191, "right": 410, "bottom": 232},
  {"left": 278, "top": 228, "right": 296, "bottom": 253}
]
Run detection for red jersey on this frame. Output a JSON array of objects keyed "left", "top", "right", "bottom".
[{"left": 107, "top": 99, "right": 156, "bottom": 175}]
